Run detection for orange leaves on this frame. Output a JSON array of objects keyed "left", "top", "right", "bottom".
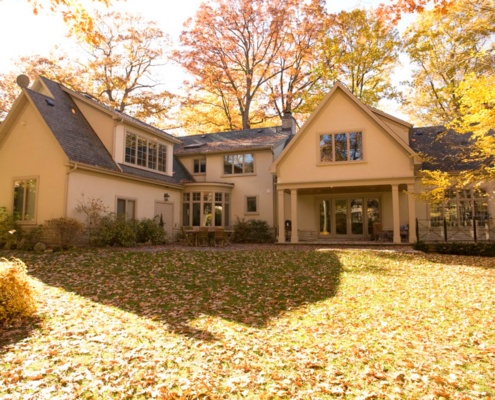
[{"left": 1, "top": 248, "right": 495, "bottom": 397}]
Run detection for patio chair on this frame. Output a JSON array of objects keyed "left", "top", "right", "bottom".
[
  {"left": 182, "top": 226, "right": 196, "bottom": 246},
  {"left": 213, "top": 227, "right": 226, "bottom": 247},
  {"left": 196, "top": 227, "right": 210, "bottom": 246},
  {"left": 372, "top": 222, "right": 384, "bottom": 241}
]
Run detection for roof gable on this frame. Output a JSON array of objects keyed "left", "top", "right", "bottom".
[{"left": 270, "top": 82, "right": 420, "bottom": 172}]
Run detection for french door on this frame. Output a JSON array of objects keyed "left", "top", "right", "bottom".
[{"left": 319, "top": 197, "right": 380, "bottom": 238}]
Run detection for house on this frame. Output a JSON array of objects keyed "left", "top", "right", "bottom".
[{"left": 0, "top": 76, "right": 493, "bottom": 244}]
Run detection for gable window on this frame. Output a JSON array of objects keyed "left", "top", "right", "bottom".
[
  {"left": 320, "top": 132, "right": 363, "bottom": 162},
  {"left": 246, "top": 196, "right": 258, "bottom": 214},
  {"left": 224, "top": 153, "right": 254, "bottom": 175},
  {"left": 125, "top": 132, "right": 167, "bottom": 173},
  {"left": 193, "top": 158, "right": 206, "bottom": 174},
  {"left": 13, "top": 178, "right": 37, "bottom": 222},
  {"left": 117, "top": 198, "right": 136, "bottom": 221}
]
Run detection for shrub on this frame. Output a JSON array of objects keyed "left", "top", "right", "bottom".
[
  {"left": 0, "top": 207, "right": 19, "bottom": 248},
  {"left": 45, "top": 217, "right": 85, "bottom": 249},
  {"left": 136, "top": 216, "right": 166, "bottom": 244},
  {"left": 75, "top": 195, "right": 109, "bottom": 245},
  {"left": 232, "top": 217, "right": 275, "bottom": 243},
  {"left": 96, "top": 214, "right": 137, "bottom": 247},
  {"left": 0, "top": 258, "right": 37, "bottom": 322},
  {"left": 413, "top": 240, "right": 430, "bottom": 252},
  {"left": 434, "top": 242, "right": 495, "bottom": 257}
]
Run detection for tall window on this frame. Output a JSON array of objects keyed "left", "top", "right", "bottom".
[
  {"left": 246, "top": 196, "right": 258, "bottom": 214},
  {"left": 117, "top": 198, "right": 136, "bottom": 221},
  {"left": 430, "top": 189, "right": 489, "bottom": 227},
  {"left": 320, "top": 132, "right": 363, "bottom": 162},
  {"left": 125, "top": 132, "right": 168, "bottom": 173},
  {"left": 193, "top": 159, "right": 206, "bottom": 174},
  {"left": 13, "top": 178, "right": 37, "bottom": 222},
  {"left": 224, "top": 153, "right": 254, "bottom": 174},
  {"left": 182, "top": 191, "right": 230, "bottom": 227}
]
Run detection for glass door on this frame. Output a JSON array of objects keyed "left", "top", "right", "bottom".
[{"left": 319, "top": 197, "right": 373, "bottom": 238}]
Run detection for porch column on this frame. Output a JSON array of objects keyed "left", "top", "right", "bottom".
[
  {"left": 392, "top": 184, "right": 401, "bottom": 244},
  {"left": 407, "top": 184, "right": 417, "bottom": 243},
  {"left": 277, "top": 189, "right": 285, "bottom": 243},
  {"left": 290, "top": 189, "right": 299, "bottom": 243}
]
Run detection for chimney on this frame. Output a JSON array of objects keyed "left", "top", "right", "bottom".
[{"left": 282, "top": 111, "right": 296, "bottom": 135}]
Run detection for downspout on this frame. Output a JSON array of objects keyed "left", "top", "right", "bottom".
[{"left": 64, "top": 163, "right": 78, "bottom": 217}]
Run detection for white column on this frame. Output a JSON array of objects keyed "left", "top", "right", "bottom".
[
  {"left": 290, "top": 189, "right": 299, "bottom": 243},
  {"left": 407, "top": 184, "right": 417, "bottom": 243},
  {"left": 277, "top": 189, "right": 285, "bottom": 243},
  {"left": 392, "top": 184, "right": 401, "bottom": 244}
]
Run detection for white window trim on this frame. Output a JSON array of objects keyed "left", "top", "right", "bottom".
[
  {"left": 12, "top": 176, "right": 39, "bottom": 225},
  {"left": 116, "top": 197, "right": 137, "bottom": 221},
  {"left": 317, "top": 131, "right": 364, "bottom": 165},
  {"left": 222, "top": 153, "right": 256, "bottom": 176},
  {"left": 123, "top": 130, "right": 171, "bottom": 176}
]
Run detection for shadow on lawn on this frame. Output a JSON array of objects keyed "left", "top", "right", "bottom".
[
  {"left": 0, "top": 317, "right": 42, "bottom": 351},
  {"left": 26, "top": 249, "right": 342, "bottom": 340}
]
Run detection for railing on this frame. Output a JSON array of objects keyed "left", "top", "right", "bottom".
[{"left": 416, "top": 218, "right": 495, "bottom": 242}]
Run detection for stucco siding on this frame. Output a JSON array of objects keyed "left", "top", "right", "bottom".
[
  {"left": 66, "top": 169, "right": 182, "bottom": 228},
  {"left": 0, "top": 103, "right": 68, "bottom": 224},
  {"left": 276, "top": 90, "right": 414, "bottom": 185}
]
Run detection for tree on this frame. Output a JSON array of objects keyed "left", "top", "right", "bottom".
[
  {"left": 27, "top": 0, "right": 114, "bottom": 40},
  {"left": 176, "top": 0, "right": 288, "bottom": 131},
  {"left": 315, "top": 8, "right": 402, "bottom": 108},
  {"left": 402, "top": 0, "right": 495, "bottom": 125},
  {"left": 264, "top": 0, "right": 327, "bottom": 122},
  {"left": 1, "top": 11, "right": 174, "bottom": 126}
]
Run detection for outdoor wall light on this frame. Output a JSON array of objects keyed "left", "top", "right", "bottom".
[{"left": 164, "top": 193, "right": 170, "bottom": 201}]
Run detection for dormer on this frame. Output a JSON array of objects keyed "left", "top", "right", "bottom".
[{"left": 114, "top": 125, "right": 175, "bottom": 177}]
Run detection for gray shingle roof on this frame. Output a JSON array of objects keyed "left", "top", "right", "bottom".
[
  {"left": 29, "top": 77, "right": 192, "bottom": 185},
  {"left": 28, "top": 78, "right": 120, "bottom": 171},
  {"left": 175, "top": 127, "right": 291, "bottom": 155},
  {"left": 409, "top": 126, "right": 482, "bottom": 172}
]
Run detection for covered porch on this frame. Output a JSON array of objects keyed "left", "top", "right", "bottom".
[{"left": 277, "top": 180, "right": 417, "bottom": 244}]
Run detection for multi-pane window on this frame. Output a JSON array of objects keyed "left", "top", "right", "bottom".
[
  {"left": 117, "top": 198, "right": 136, "bottom": 221},
  {"left": 182, "top": 191, "right": 230, "bottom": 227},
  {"left": 320, "top": 132, "right": 363, "bottom": 162},
  {"left": 13, "top": 178, "right": 37, "bottom": 222},
  {"left": 193, "top": 159, "right": 206, "bottom": 174},
  {"left": 224, "top": 153, "right": 254, "bottom": 174},
  {"left": 246, "top": 196, "right": 258, "bottom": 213},
  {"left": 430, "top": 189, "right": 489, "bottom": 227},
  {"left": 125, "top": 132, "right": 167, "bottom": 173}
]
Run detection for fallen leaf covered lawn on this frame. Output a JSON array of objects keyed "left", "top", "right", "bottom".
[{"left": 1, "top": 247, "right": 494, "bottom": 399}]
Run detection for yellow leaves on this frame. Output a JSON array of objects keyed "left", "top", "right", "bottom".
[{"left": 0, "top": 258, "right": 38, "bottom": 322}]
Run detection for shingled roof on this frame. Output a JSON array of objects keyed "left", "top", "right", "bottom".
[
  {"left": 28, "top": 77, "right": 192, "bottom": 185},
  {"left": 175, "top": 127, "right": 292, "bottom": 155},
  {"left": 409, "top": 126, "right": 480, "bottom": 172}
]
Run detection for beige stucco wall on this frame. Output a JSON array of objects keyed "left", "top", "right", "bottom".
[
  {"left": 178, "top": 149, "right": 276, "bottom": 225},
  {"left": 0, "top": 102, "right": 68, "bottom": 224},
  {"left": 72, "top": 98, "right": 116, "bottom": 156},
  {"left": 275, "top": 89, "right": 415, "bottom": 186},
  {"left": 66, "top": 169, "right": 182, "bottom": 229}
]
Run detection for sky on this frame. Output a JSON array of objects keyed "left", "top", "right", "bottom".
[{"left": 0, "top": 0, "right": 413, "bottom": 117}]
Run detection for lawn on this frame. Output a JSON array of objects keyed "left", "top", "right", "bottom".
[{"left": 1, "top": 247, "right": 494, "bottom": 399}]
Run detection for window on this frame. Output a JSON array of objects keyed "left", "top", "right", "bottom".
[
  {"left": 430, "top": 189, "right": 488, "bottom": 227},
  {"left": 117, "top": 198, "right": 136, "bottom": 221},
  {"left": 246, "top": 196, "right": 258, "bottom": 214},
  {"left": 13, "top": 178, "right": 37, "bottom": 222},
  {"left": 182, "top": 191, "right": 230, "bottom": 227},
  {"left": 320, "top": 132, "right": 363, "bottom": 162},
  {"left": 125, "top": 131, "right": 168, "bottom": 173},
  {"left": 224, "top": 153, "right": 254, "bottom": 174},
  {"left": 193, "top": 159, "right": 206, "bottom": 174}
]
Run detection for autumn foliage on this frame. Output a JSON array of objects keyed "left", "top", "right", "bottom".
[{"left": 0, "top": 258, "right": 37, "bottom": 322}]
